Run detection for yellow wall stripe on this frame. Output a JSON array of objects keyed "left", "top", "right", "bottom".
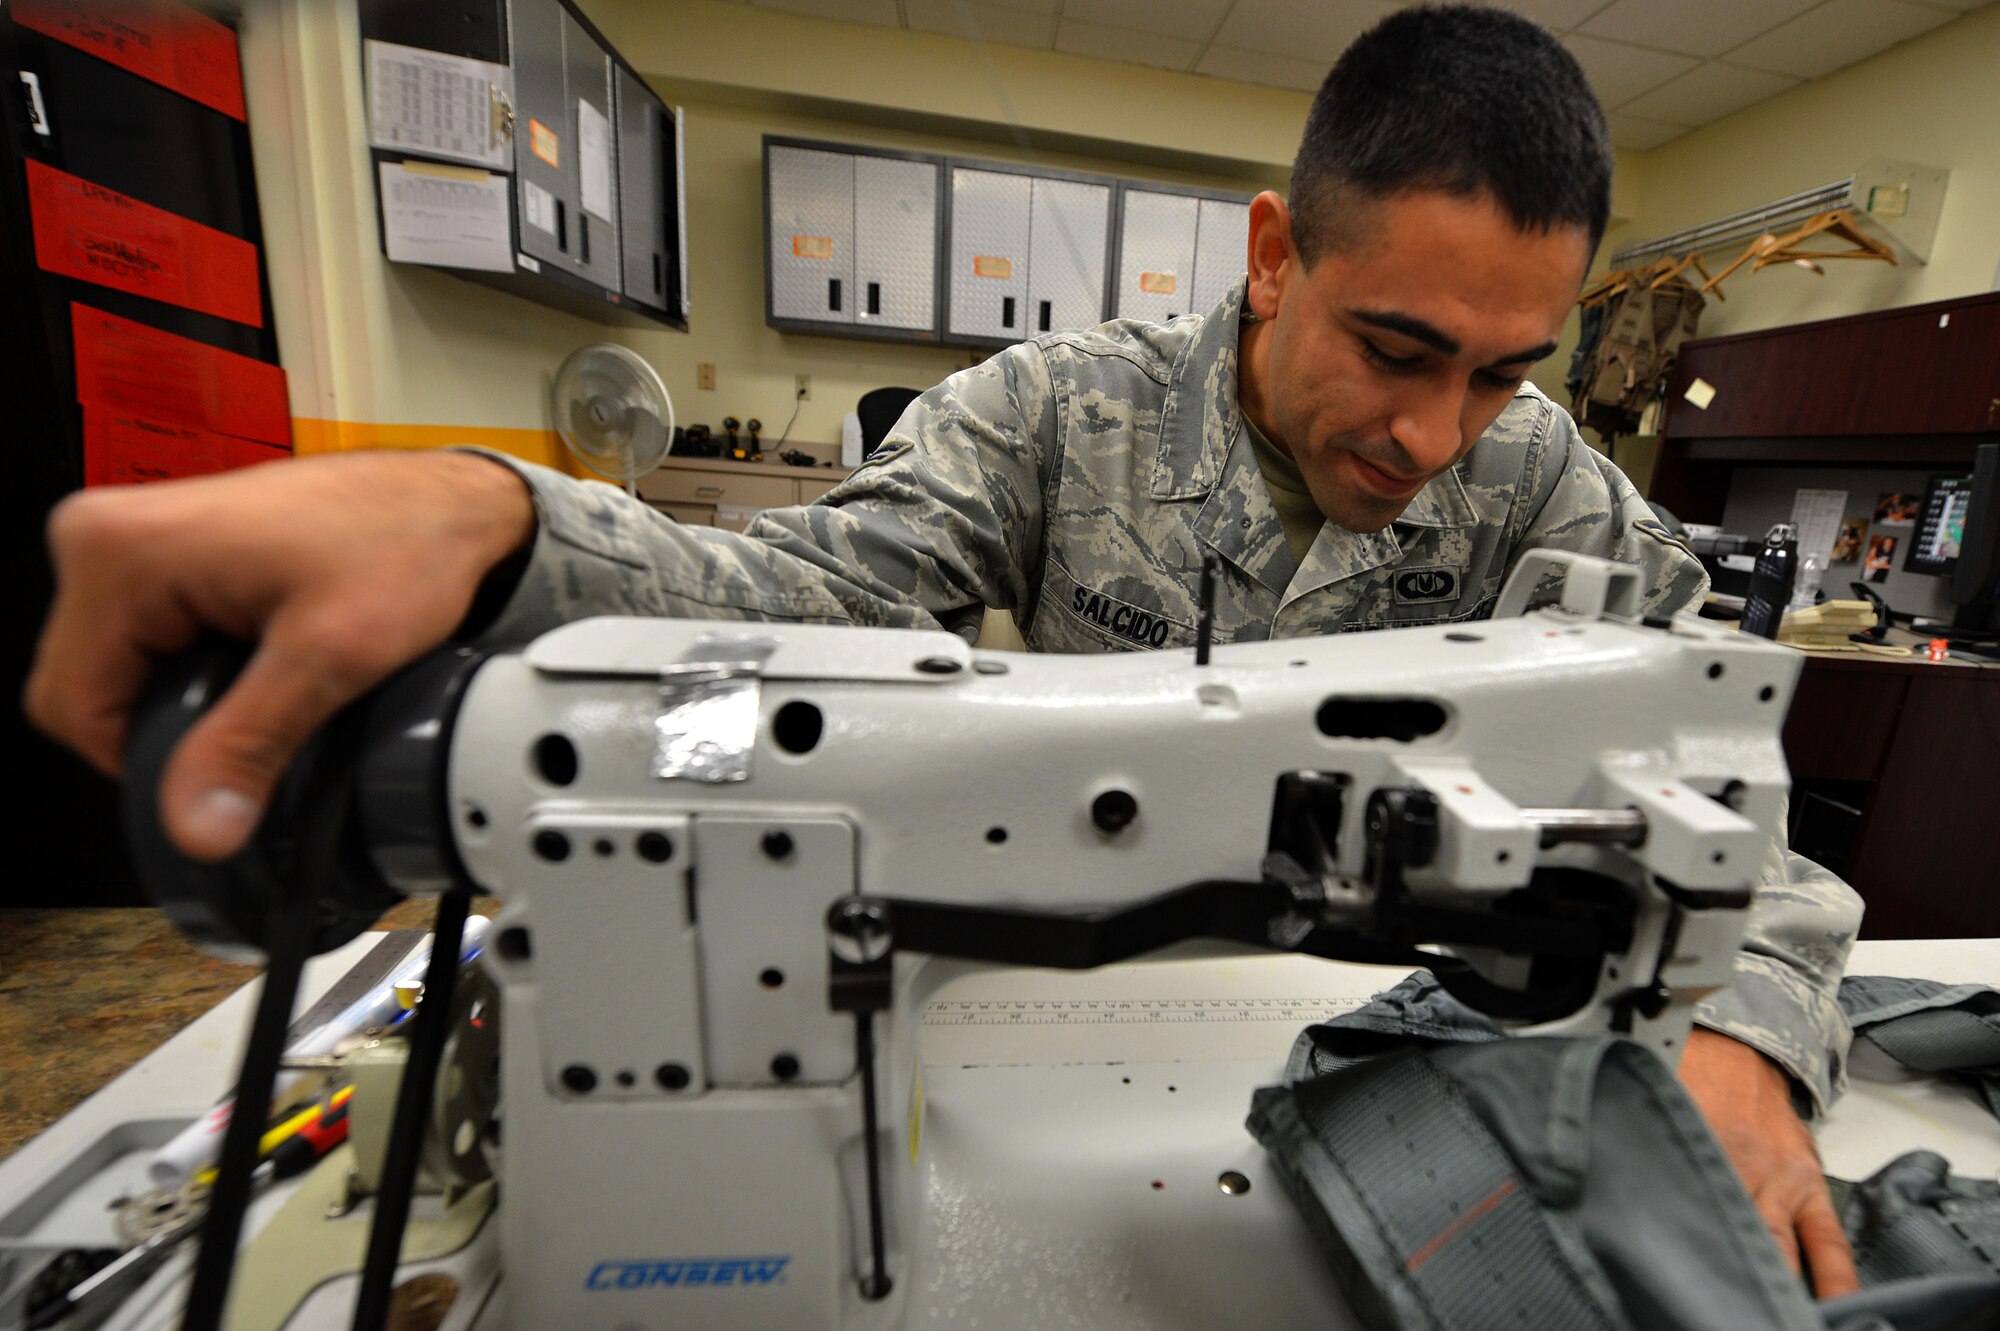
[{"left": 289, "top": 418, "right": 590, "bottom": 478}]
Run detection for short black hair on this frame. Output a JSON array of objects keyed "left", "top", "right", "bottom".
[{"left": 1289, "top": 4, "right": 1611, "bottom": 262}]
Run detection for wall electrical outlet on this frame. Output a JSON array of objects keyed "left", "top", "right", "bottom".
[
  {"left": 795, "top": 374, "right": 811, "bottom": 401},
  {"left": 697, "top": 363, "right": 716, "bottom": 390}
]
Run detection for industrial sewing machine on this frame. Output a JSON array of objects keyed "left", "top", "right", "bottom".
[{"left": 3, "top": 552, "right": 1804, "bottom": 1330}]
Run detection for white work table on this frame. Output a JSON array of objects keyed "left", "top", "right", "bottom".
[{"left": 2, "top": 938, "right": 1994, "bottom": 1330}]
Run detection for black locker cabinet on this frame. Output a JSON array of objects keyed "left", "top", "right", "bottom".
[
  {"left": 508, "top": 0, "right": 569, "bottom": 274},
  {"left": 359, "top": 0, "right": 686, "bottom": 330},
  {"left": 558, "top": 3, "right": 618, "bottom": 291},
  {"left": 764, "top": 137, "right": 943, "bottom": 342},
  {"left": 614, "top": 64, "right": 685, "bottom": 319}
]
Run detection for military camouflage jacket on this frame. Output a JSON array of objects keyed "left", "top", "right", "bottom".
[{"left": 471, "top": 279, "right": 1861, "bottom": 1112}]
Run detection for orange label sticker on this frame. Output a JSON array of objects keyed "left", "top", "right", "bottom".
[
  {"left": 973, "top": 255, "right": 1013, "bottom": 280},
  {"left": 1139, "top": 271, "right": 1178, "bottom": 295},
  {"left": 792, "top": 234, "right": 834, "bottom": 260},
  {"left": 529, "top": 119, "right": 559, "bottom": 168}
]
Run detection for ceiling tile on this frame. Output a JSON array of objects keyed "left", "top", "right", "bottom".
[
  {"left": 1054, "top": 18, "right": 1202, "bottom": 70},
  {"left": 752, "top": 0, "right": 901, "bottom": 24},
  {"left": 903, "top": 0, "right": 1057, "bottom": 45},
  {"left": 1395, "top": 0, "right": 1619, "bottom": 30},
  {"left": 1210, "top": 0, "right": 1402, "bottom": 63},
  {"left": 1561, "top": 34, "right": 1700, "bottom": 106},
  {"left": 1618, "top": 60, "right": 1802, "bottom": 126},
  {"left": 1060, "top": 0, "right": 1234, "bottom": 40},
  {"left": 1607, "top": 113, "right": 1691, "bottom": 150},
  {"left": 1194, "top": 44, "right": 1329, "bottom": 92},
  {"left": 1725, "top": 0, "right": 1958, "bottom": 78},
  {"left": 1577, "top": 0, "right": 1822, "bottom": 57}
]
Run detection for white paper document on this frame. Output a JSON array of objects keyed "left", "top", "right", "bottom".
[
  {"left": 367, "top": 39, "right": 512, "bottom": 171},
  {"left": 578, "top": 98, "right": 613, "bottom": 220},
  {"left": 379, "top": 161, "right": 514, "bottom": 273},
  {"left": 522, "top": 179, "right": 557, "bottom": 236},
  {"left": 1790, "top": 487, "right": 1849, "bottom": 561}
]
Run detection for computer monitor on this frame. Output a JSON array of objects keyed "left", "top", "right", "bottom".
[{"left": 1948, "top": 443, "right": 2000, "bottom": 636}]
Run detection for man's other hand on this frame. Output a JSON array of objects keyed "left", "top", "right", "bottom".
[
  {"left": 1680, "top": 1026, "right": 1861, "bottom": 1298},
  {"left": 25, "top": 451, "right": 535, "bottom": 862}
]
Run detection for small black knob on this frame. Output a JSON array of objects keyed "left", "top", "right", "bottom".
[{"left": 1091, "top": 789, "right": 1139, "bottom": 835}]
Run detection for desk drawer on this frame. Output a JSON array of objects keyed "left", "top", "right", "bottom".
[
  {"left": 798, "top": 476, "right": 843, "bottom": 504},
  {"left": 641, "top": 469, "right": 800, "bottom": 510}
]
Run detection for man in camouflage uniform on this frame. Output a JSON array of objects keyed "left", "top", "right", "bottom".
[{"left": 30, "top": 2, "right": 1860, "bottom": 1296}]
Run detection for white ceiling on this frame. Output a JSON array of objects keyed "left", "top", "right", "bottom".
[{"left": 735, "top": 0, "right": 1990, "bottom": 150}]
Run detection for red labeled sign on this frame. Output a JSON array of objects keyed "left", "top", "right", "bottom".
[
  {"left": 13, "top": 0, "right": 245, "bottom": 120},
  {"left": 83, "top": 408, "right": 290, "bottom": 487},
  {"left": 72, "top": 304, "right": 290, "bottom": 446},
  {"left": 27, "top": 162, "right": 262, "bottom": 327}
]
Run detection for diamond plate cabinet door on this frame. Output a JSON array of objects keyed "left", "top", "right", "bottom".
[
  {"left": 947, "top": 167, "right": 1034, "bottom": 343},
  {"left": 854, "top": 154, "right": 939, "bottom": 332},
  {"left": 1190, "top": 196, "right": 1250, "bottom": 322},
  {"left": 1026, "top": 176, "right": 1111, "bottom": 336},
  {"left": 768, "top": 144, "right": 858, "bottom": 325},
  {"left": 1115, "top": 189, "right": 1199, "bottom": 324}
]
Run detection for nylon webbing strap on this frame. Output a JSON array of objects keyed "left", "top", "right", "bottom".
[
  {"left": 1840, "top": 978, "right": 2000, "bottom": 1119},
  {"left": 1291, "top": 1053, "right": 1618, "bottom": 1331}
]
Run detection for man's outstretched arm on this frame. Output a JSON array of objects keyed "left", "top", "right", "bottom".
[
  {"left": 1505, "top": 391, "right": 1865, "bottom": 1295},
  {"left": 26, "top": 451, "right": 538, "bottom": 862}
]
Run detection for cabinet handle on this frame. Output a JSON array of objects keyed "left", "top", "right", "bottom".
[
  {"left": 653, "top": 252, "right": 663, "bottom": 294},
  {"left": 1039, "top": 300, "right": 1052, "bottom": 332},
  {"left": 828, "top": 278, "right": 842, "bottom": 313},
  {"left": 579, "top": 214, "right": 590, "bottom": 265},
  {"left": 867, "top": 281, "right": 881, "bottom": 316},
  {"left": 1989, "top": 397, "right": 1999, "bottom": 426},
  {"left": 696, "top": 485, "right": 725, "bottom": 498},
  {"left": 556, "top": 199, "right": 567, "bottom": 253},
  {"left": 1002, "top": 296, "right": 1016, "bottom": 328}
]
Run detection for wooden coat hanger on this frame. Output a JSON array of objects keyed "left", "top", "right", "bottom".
[{"left": 1748, "top": 208, "right": 1896, "bottom": 273}]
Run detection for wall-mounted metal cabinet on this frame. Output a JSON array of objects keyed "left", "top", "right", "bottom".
[
  {"left": 765, "top": 138, "right": 943, "bottom": 340},
  {"left": 761, "top": 134, "right": 1251, "bottom": 348},
  {"left": 359, "top": 0, "right": 687, "bottom": 330},
  {"left": 1112, "top": 186, "right": 1251, "bottom": 325},
  {"left": 944, "top": 166, "right": 1112, "bottom": 346}
]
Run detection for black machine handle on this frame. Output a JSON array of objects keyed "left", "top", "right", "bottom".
[{"left": 121, "top": 643, "right": 486, "bottom": 1331}]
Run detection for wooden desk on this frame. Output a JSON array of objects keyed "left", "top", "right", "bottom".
[{"left": 1783, "top": 640, "right": 2000, "bottom": 939}]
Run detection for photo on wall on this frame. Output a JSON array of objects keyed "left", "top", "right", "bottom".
[
  {"left": 1864, "top": 533, "right": 1899, "bottom": 583},
  {"left": 1874, "top": 493, "right": 1919, "bottom": 526},
  {"left": 1830, "top": 517, "right": 1868, "bottom": 563}
]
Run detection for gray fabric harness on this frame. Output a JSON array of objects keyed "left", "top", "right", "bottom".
[{"left": 1249, "top": 973, "right": 2000, "bottom": 1331}]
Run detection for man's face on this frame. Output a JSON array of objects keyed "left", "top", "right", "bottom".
[{"left": 1240, "top": 189, "right": 1593, "bottom": 533}]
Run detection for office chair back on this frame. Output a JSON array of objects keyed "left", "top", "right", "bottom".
[{"left": 856, "top": 387, "right": 923, "bottom": 458}]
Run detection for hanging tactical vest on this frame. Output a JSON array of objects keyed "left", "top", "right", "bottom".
[
  {"left": 1248, "top": 973, "right": 2000, "bottom": 1331},
  {"left": 1571, "top": 282, "right": 1707, "bottom": 442}
]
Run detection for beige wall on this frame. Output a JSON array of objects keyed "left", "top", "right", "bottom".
[
  {"left": 240, "top": 0, "right": 1312, "bottom": 455},
  {"left": 242, "top": 0, "right": 1996, "bottom": 462},
  {"left": 1617, "top": 2, "right": 2000, "bottom": 340}
]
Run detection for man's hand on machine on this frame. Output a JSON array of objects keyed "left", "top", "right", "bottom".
[
  {"left": 24, "top": 452, "right": 535, "bottom": 862},
  {"left": 1680, "top": 1027, "right": 1861, "bottom": 1298}
]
